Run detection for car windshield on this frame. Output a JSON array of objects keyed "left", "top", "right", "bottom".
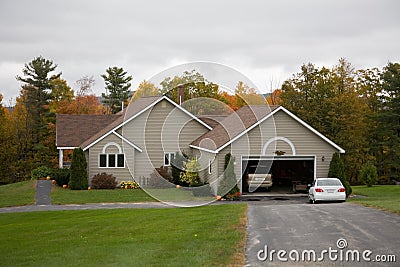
[{"left": 317, "top": 179, "right": 342, "bottom": 186}]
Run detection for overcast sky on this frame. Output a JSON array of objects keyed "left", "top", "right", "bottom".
[{"left": 1, "top": 0, "right": 399, "bottom": 105}]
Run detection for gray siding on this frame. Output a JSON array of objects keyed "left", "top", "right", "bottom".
[
  {"left": 210, "top": 109, "right": 340, "bottom": 191},
  {"left": 102, "top": 99, "right": 210, "bottom": 180},
  {"left": 87, "top": 133, "right": 134, "bottom": 184}
]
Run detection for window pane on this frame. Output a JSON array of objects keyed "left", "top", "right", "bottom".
[
  {"left": 164, "top": 153, "right": 170, "bottom": 166},
  {"left": 100, "top": 154, "right": 107, "bottom": 167},
  {"left": 117, "top": 154, "right": 124, "bottom": 167},
  {"left": 108, "top": 154, "right": 116, "bottom": 167}
]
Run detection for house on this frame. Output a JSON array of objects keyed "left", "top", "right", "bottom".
[{"left": 56, "top": 94, "right": 344, "bottom": 194}]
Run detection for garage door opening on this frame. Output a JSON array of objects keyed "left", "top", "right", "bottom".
[{"left": 241, "top": 156, "right": 315, "bottom": 194}]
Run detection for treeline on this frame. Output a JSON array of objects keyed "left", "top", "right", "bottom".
[
  {"left": 279, "top": 59, "right": 400, "bottom": 184},
  {"left": 0, "top": 56, "right": 399, "bottom": 185}
]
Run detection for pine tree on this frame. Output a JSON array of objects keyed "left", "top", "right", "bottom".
[
  {"left": 16, "top": 56, "right": 61, "bottom": 168},
  {"left": 328, "top": 152, "right": 352, "bottom": 196},
  {"left": 69, "top": 148, "right": 88, "bottom": 190},
  {"left": 101, "top": 67, "right": 132, "bottom": 113}
]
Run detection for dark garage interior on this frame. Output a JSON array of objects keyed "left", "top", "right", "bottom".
[{"left": 242, "top": 157, "right": 315, "bottom": 193}]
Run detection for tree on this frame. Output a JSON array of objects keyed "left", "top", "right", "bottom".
[
  {"left": 101, "top": 67, "right": 133, "bottom": 113},
  {"left": 171, "top": 152, "right": 188, "bottom": 186},
  {"left": 280, "top": 59, "right": 371, "bottom": 183},
  {"left": 360, "top": 161, "right": 378, "bottom": 187},
  {"left": 15, "top": 56, "right": 61, "bottom": 168},
  {"left": 49, "top": 77, "right": 74, "bottom": 113},
  {"left": 0, "top": 94, "right": 15, "bottom": 184},
  {"left": 131, "top": 80, "right": 160, "bottom": 101},
  {"left": 68, "top": 148, "right": 88, "bottom": 190},
  {"left": 234, "top": 81, "right": 266, "bottom": 108},
  {"left": 179, "top": 158, "right": 202, "bottom": 186},
  {"left": 370, "top": 62, "right": 400, "bottom": 182},
  {"left": 76, "top": 75, "right": 95, "bottom": 96},
  {"left": 218, "top": 153, "right": 239, "bottom": 199},
  {"left": 328, "top": 152, "right": 352, "bottom": 196}
]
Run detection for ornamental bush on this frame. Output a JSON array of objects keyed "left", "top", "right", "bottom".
[
  {"left": 91, "top": 173, "right": 117, "bottom": 189},
  {"left": 51, "top": 168, "right": 70, "bottom": 187},
  {"left": 31, "top": 166, "right": 53, "bottom": 180},
  {"left": 69, "top": 148, "right": 88, "bottom": 190},
  {"left": 360, "top": 161, "right": 378, "bottom": 187},
  {"left": 328, "top": 152, "right": 352, "bottom": 196}
]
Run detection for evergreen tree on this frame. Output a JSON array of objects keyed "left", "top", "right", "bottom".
[
  {"left": 328, "top": 152, "right": 352, "bottom": 196},
  {"left": 101, "top": 67, "right": 132, "bottom": 113},
  {"left": 218, "top": 153, "right": 239, "bottom": 198},
  {"left": 360, "top": 161, "right": 378, "bottom": 187},
  {"left": 69, "top": 148, "right": 88, "bottom": 190}
]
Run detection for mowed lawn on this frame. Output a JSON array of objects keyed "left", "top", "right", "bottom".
[
  {"left": 0, "top": 204, "right": 247, "bottom": 267},
  {"left": 0, "top": 181, "right": 204, "bottom": 207},
  {"left": 348, "top": 185, "right": 400, "bottom": 214}
]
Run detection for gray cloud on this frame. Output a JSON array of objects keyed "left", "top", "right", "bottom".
[{"left": 1, "top": 0, "right": 399, "bottom": 104}]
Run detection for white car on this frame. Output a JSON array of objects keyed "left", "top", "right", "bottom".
[
  {"left": 308, "top": 178, "right": 346, "bottom": 204},
  {"left": 248, "top": 173, "right": 273, "bottom": 191}
]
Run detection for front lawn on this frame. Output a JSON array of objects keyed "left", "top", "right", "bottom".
[
  {"left": 0, "top": 180, "right": 36, "bottom": 207},
  {"left": 0, "top": 204, "right": 247, "bottom": 267},
  {"left": 0, "top": 181, "right": 205, "bottom": 207},
  {"left": 348, "top": 185, "right": 400, "bottom": 214}
]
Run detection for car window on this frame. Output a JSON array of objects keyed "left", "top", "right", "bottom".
[{"left": 317, "top": 180, "right": 342, "bottom": 186}]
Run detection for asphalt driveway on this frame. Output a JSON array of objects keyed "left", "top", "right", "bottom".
[{"left": 246, "top": 202, "right": 400, "bottom": 266}]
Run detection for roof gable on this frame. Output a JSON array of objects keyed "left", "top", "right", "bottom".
[
  {"left": 81, "top": 95, "right": 213, "bottom": 151},
  {"left": 190, "top": 105, "right": 345, "bottom": 154}
]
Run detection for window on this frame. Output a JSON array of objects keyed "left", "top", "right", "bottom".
[
  {"left": 164, "top": 152, "right": 175, "bottom": 166},
  {"left": 117, "top": 154, "right": 124, "bottom": 167},
  {"left": 99, "top": 153, "right": 125, "bottom": 168},
  {"left": 208, "top": 159, "right": 212, "bottom": 174},
  {"left": 100, "top": 154, "right": 107, "bottom": 167}
]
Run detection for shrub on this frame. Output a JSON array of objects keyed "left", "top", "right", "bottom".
[
  {"left": 69, "top": 148, "right": 88, "bottom": 190},
  {"left": 180, "top": 158, "right": 202, "bottom": 187},
  {"left": 360, "top": 161, "right": 378, "bottom": 187},
  {"left": 120, "top": 180, "right": 140, "bottom": 189},
  {"left": 91, "top": 173, "right": 117, "bottom": 189},
  {"left": 51, "top": 168, "right": 70, "bottom": 187},
  {"left": 219, "top": 153, "right": 240, "bottom": 199},
  {"left": 31, "top": 166, "right": 53, "bottom": 180},
  {"left": 328, "top": 152, "right": 352, "bottom": 196}
]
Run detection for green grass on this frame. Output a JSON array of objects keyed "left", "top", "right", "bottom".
[
  {"left": 0, "top": 180, "right": 36, "bottom": 207},
  {"left": 0, "top": 181, "right": 207, "bottom": 207},
  {"left": 0, "top": 204, "right": 247, "bottom": 267},
  {"left": 51, "top": 185, "right": 155, "bottom": 204},
  {"left": 348, "top": 185, "right": 400, "bottom": 214}
]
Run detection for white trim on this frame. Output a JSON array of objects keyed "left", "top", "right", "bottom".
[
  {"left": 57, "top": 147, "right": 78, "bottom": 150},
  {"left": 278, "top": 107, "right": 345, "bottom": 153},
  {"left": 112, "top": 131, "right": 143, "bottom": 152},
  {"left": 208, "top": 159, "right": 212, "bottom": 174},
  {"left": 189, "top": 144, "right": 218, "bottom": 154},
  {"left": 99, "top": 153, "right": 125, "bottom": 168},
  {"left": 262, "top": 136, "right": 296, "bottom": 156},
  {"left": 163, "top": 152, "right": 175, "bottom": 167},
  {"left": 102, "top": 142, "right": 122, "bottom": 154},
  {"left": 215, "top": 107, "right": 281, "bottom": 153},
  {"left": 83, "top": 95, "right": 212, "bottom": 151}
]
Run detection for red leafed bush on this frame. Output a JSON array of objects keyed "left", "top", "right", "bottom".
[{"left": 91, "top": 173, "right": 117, "bottom": 189}]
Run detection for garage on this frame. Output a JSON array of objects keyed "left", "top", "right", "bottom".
[{"left": 241, "top": 156, "right": 315, "bottom": 194}]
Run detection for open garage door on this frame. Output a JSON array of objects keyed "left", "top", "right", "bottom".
[{"left": 241, "top": 156, "right": 315, "bottom": 194}]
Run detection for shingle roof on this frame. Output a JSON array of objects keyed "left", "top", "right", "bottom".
[
  {"left": 191, "top": 105, "right": 279, "bottom": 151},
  {"left": 80, "top": 96, "right": 163, "bottom": 149},
  {"left": 56, "top": 114, "right": 121, "bottom": 147}
]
